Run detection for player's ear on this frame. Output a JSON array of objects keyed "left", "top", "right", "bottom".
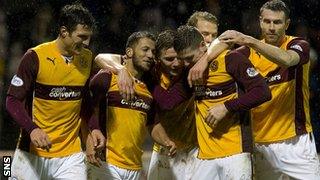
[
  {"left": 126, "top": 48, "right": 133, "bottom": 58},
  {"left": 285, "top": 18, "right": 290, "bottom": 30},
  {"left": 60, "top": 26, "right": 69, "bottom": 38},
  {"left": 199, "top": 41, "right": 207, "bottom": 52}
]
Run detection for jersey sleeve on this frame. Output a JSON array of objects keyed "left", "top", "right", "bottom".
[
  {"left": 235, "top": 46, "right": 251, "bottom": 58},
  {"left": 6, "top": 50, "right": 39, "bottom": 134},
  {"left": 224, "top": 51, "right": 271, "bottom": 112},
  {"left": 7, "top": 50, "right": 38, "bottom": 99},
  {"left": 89, "top": 70, "right": 112, "bottom": 105},
  {"left": 287, "top": 38, "right": 310, "bottom": 66},
  {"left": 89, "top": 71, "right": 112, "bottom": 131}
]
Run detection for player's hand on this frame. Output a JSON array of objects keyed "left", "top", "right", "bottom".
[
  {"left": 86, "top": 135, "right": 103, "bottom": 167},
  {"left": 219, "top": 30, "right": 249, "bottom": 46},
  {"left": 117, "top": 67, "right": 135, "bottom": 101},
  {"left": 30, "top": 128, "right": 52, "bottom": 151},
  {"left": 205, "top": 104, "right": 229, "bottom": 128},
  {"left": 164, "top": 139, "right": 177, "bottom": 157},
  {"left": 188, "top": 53, "right": 209, "bottom": 87},
  {"left": 90, "top": 129, "right": 106, "bottom": 150}
]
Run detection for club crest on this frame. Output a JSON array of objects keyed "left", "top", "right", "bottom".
[{"left": 209, "top": 60, "right": 219, "bottom": 72}]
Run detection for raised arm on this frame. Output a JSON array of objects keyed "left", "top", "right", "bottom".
[
  {"left": 187, "top": 39, "right": 229, "bottom": 87},
  {"left": 219, "top": 30, "right": 309, "bottom": 67},
  {"left": 95, "top": 53, "right": 135, "bottom": 100},
  {"left": 94, "top": 53, "right": 124, "bottom": 73}
]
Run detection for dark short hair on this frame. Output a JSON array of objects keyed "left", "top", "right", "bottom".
[
  {"left": 187, "top": 11, "right": 218, "bottom": 27},
  {"left": 58, "top": 3, "right": 95, "bottom": 32},
  {"left": 260, "top": 0, "right": 290, "bottom": 19},
  {"left": 155, "top": 30, "right": 176, "bottom": 59},
  {"left": 125, "top": 31, "right": 156, "bottom": 49},
  {"left": 173, "top": 25, "right": 203, "bottom": 53}
]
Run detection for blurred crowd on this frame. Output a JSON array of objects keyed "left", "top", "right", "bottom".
[{"left": 0, "top": 0, "right": 319, "bottom": 150}]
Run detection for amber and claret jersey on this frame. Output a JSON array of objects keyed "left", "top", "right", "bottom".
[
  {"left": 195, "top": 50, "right": 269, "bottom": 159},
  {"left": 7, "top": 40, "right": 93, "bottom": 157},
  {"left": 152, "top": 73, "right": 197, "bottom": 152},
  {"left": 238, "top": 36, "right": 312, "bottom": 143},
  {"left": 89, "top": 71, "right": 154, "bottom": 170}
]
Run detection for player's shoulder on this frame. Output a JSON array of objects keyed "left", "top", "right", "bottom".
[
  {"left": 95, "top": 69, "right": 113, "bottom": 78},
  {"left": 225, "top": 48, "right": 247, "bottom": 61},
  {"left": 90, "top": 69, "right": 113, "bottom": 88},
  {"left": 32, "top": 40, "right": 55, "bottom": 51},
  {"left": 287, "top": 36, "right": 309, "bottom": 51}
]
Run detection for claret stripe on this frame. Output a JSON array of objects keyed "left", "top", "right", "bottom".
[
  {"left": 35, "top": 82, "right": 84, "bottom": 101},
  {"left": 195, "top": 80, "right": 236, "bottom": 100},
  {"left": 265, "top": 66, "right": 296, "bottom": 86},
  {"left": 294, "top": 66, "right": 307, "bottom": 135},
  {"left": 107, "top": 91, "right": 153, "bottom": 113}
]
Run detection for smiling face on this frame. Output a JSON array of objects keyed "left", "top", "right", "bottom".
[
  {"left": 62, "top": 24, "right": 93, "bottom": 55},
  {"left": 177, "top": 45, "right": 205, "bottom": 68},
  {"left": 260, "top": 9, "right": 289, "bottom": 46},
  {"left": 132, "top": 37, "right": 156, "bottom": 72},
  {"left": 159, "top": 47, "right": 183, "bottom": 77},
  {"left": 196, "top": 19, "right": 218, "bottom": 46}
]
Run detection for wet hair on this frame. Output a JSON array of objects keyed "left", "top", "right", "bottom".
[
  {"left": 173, "top": 25, "right": 203, "bottom": 53},
  {"left": 260, "top": 0, "right": 290, "bottom": 20},
  {"left": 187, "top": 11, "right": 218, "bottom": 27},
  {"left": 125, "top": 31, "right": 156, "bottom": 49},
  {"left": 155, "top": 30, "right": 176, "bottom": 59},
  {"left": 58, "top": 3, "right": 95, "bottom": 32}
]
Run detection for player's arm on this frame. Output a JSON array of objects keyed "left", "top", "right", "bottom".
[
  {"left": 188, "top": 39, "right": 229, "bottom": 87},
  {"left": 205, "top": 51, "right": 272, "bottom": 128},
  {"left": 150, "top": 121, "right": 177, "bottom": 156},
  {"left": 95, "top": 53, "right": 124, "bottom": 73},
  {"left": 6, "top": 50, "right": 52, "bottom": 151},
  {"left": 146, "top": 101, "right": 177, "bottom": 156},
  {"left": 86, "top": 71, "right": 111, "bottom": 167},
  {"left": 95, "top": 53, "right": 135, "bottom": 101},
  {"left": 81, "top": 79, "right": 105, "bottom": 151},
  {"left": 219, "top": 30, "right": 309, "bottom": 67},
  {"left": 224, "top": 51, "right": 272, "bottom": 111}
]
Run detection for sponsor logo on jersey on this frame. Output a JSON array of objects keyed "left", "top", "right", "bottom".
[
  {"left": 267, "top": 74, "right": 281, "bottom": 83},
  {"left": 205, "top": 89, "right": 223, "bottom": 97},
  {"left": 246, "top": 67, "right": 259, "bottom": 77},
  {"left": 290, "top": 44, "right": 303, "bottom": 52},
  {"left": 11, "top": 75, "right": 24, "bottom": 86},
  {"left": 49, "top": 87, "right": 81, "bottom": 100},
  {"left": 121, "top": 98, "right": 150, "bottom": 110}
]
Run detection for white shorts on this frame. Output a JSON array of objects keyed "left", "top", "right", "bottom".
[
  {"left": 87, "top": 161, "right": 141, "bottom": 180},
  {"left": 147, "top": 147, "right": 200, "bottom": 180},
  {"left": 255, "top": 133, "right": 320, "bottom": 180},
  {"left": 9, "top": 149, "right": 86, "bottom": 180},
  {"left": 191, "top": 152, "right": 252, "bottom": 180}
]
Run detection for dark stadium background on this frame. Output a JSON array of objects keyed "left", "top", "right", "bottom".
[{"left": 0, "top": 0, "right": 319, "bottom": 155}]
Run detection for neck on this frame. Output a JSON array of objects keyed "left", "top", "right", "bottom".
[
  {"left": 56, "top": 37, "right": 73, "bottom": 56},
  {"left": 125, "top": 59, "right": 143, "bottom": 80},
  {"left": 269, "top": 35, "right": 287, "bottom": 47},
  {"left": 277, "top": 35, "right": 287, "bottom": 47}
]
